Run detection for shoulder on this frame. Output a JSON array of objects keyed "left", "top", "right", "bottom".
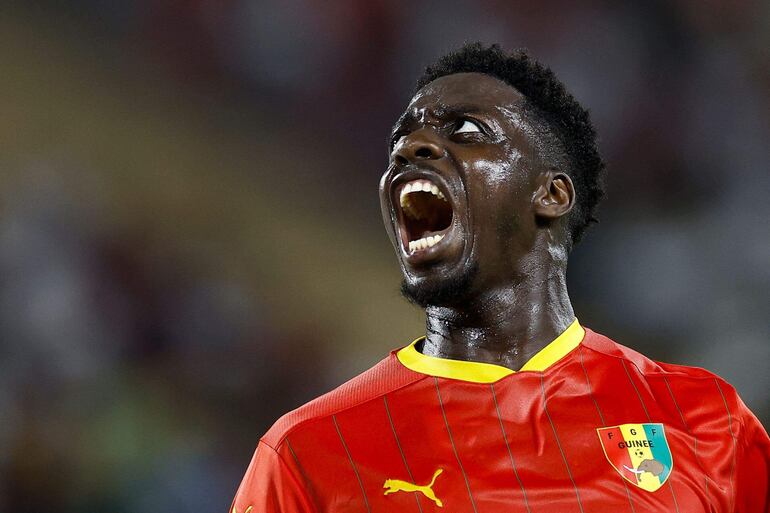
[
  {"left": 582, "top": 326, "right": 728, "bottom": 381},
  {"left": 582, "top": 326, "right": 752, "bottom": 425},
  {"left": 260, "top": 350, "right": 423, "bottom": 449}
]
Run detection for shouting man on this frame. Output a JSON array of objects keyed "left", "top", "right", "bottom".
[{"left": 231, "top": 43, "right": 770, "bottom": 513}]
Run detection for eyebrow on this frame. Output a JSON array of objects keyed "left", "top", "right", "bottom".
[{"left": 391, "top": 103, "right": 485, "bottom": 135}]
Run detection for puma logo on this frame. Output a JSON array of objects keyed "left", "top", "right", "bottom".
[
  {"left": 383, "top": 468, "right": 444, "bottom": 507},
  {"left": 232, "top": 506, "right": 253, "bottom": 513}
]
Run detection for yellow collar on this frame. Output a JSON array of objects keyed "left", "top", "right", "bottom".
[{"left": 396, "top": 318, "right": 585, "bottom": 383}]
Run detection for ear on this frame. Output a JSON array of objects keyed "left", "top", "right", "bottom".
[{"left": 532, "top": 171, "right": 575, "bottom": 219}]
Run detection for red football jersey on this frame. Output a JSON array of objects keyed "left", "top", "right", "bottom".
[{"left": 231, "top": 321, "right": 770, "bottom": 512}]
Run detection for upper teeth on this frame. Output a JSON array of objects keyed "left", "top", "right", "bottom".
[
  {"left": 400, "top": 179, "right": 445, "bottom": 208},
  {"left": 408, "top": 234, "right": 445, "bottom": 253}
]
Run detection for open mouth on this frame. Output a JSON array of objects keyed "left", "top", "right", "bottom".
[{"left": 396, "top": 178, "right": 454, "bottom": 254}]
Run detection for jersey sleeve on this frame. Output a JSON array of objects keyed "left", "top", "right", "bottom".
[
  {"left": 734, "top": 398, "right": 770, "bottom": 513},
  {"left": 230, "top": 440, "right": 316, "bottom": 513}
]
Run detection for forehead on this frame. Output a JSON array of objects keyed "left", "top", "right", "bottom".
[{"left": 405, "top": 72, "right": 525, "bottom": 117}]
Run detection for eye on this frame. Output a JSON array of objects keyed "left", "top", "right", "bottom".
[{"left": 453, "top": 119, "right": 482, "bottom": 135}]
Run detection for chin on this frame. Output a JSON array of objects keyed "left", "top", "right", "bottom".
[{"left": 400, "top": 262, "right": 479, "bottom": 308}]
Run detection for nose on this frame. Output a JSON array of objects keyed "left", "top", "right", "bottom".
[{"left": 393, "top": 128, "right": 445, "bottom": 166}]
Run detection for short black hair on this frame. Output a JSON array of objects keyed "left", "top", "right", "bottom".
[{"left": 416, "top": 42, "right": 606, "bottom": 247}]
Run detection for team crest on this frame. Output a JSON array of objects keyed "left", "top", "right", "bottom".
[{"left": 596, "top": 423, "right": 673, "bottom": 492}]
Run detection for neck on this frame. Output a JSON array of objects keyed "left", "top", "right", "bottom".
[{"left": 421, "top": 262, "right": 575, "bottom": 371}]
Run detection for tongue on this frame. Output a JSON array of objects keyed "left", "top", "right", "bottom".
[
  {"left": 405, "top": 192, "right": 452, "bottom": 240},
  {"left": 418, "top": 228, "right": 446, "bottom": 240}
]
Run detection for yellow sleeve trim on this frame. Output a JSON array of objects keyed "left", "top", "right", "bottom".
[{"left": 396, "top": 318, "right": 585, "bottom": 383}]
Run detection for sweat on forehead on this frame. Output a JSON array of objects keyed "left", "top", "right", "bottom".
[{"left": 408, "top": 72, "right": 525, "bottom": 112}]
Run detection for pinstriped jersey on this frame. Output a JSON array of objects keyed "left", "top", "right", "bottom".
[{"left": 230, "top": 324, "right": 770, "bottom": 512}]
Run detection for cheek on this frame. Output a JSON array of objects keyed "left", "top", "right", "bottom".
[
  {"left": 464, "top": 146, "right": 525, "bottom": 190},
  {"left": 461, "top": 137, "right": 530, "bottom": 195},
  {"left": 464, "top": 152, "right": 530, "bottom": 218},
  {"left": 495, "top": 203, "right": 522, "bottom": 241},
  {"left": 463, "top": 157, "right": 533, "bottom": 247}
]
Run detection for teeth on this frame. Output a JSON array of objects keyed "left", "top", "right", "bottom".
[
  {"left": 399, "top": 179, "right": 447, "bottom": 204},
  {"left": 407, "top": 234, "right": 445, "bottom": 254}
]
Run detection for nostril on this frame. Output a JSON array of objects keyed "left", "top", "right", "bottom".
[
  {"left": 395, "top": 154, "right": 408, "bottom": 166},
  {"left": 415, "top": 147, "right": 433, "bottom": 159}
]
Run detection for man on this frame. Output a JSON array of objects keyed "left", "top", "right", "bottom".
[{"left": 230, "top": 43, "right": 770, "bottom": 512}]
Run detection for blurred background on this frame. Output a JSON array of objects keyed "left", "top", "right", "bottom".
[{"left": 0, "top": 1, "right": 768, "bottom": 511}]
